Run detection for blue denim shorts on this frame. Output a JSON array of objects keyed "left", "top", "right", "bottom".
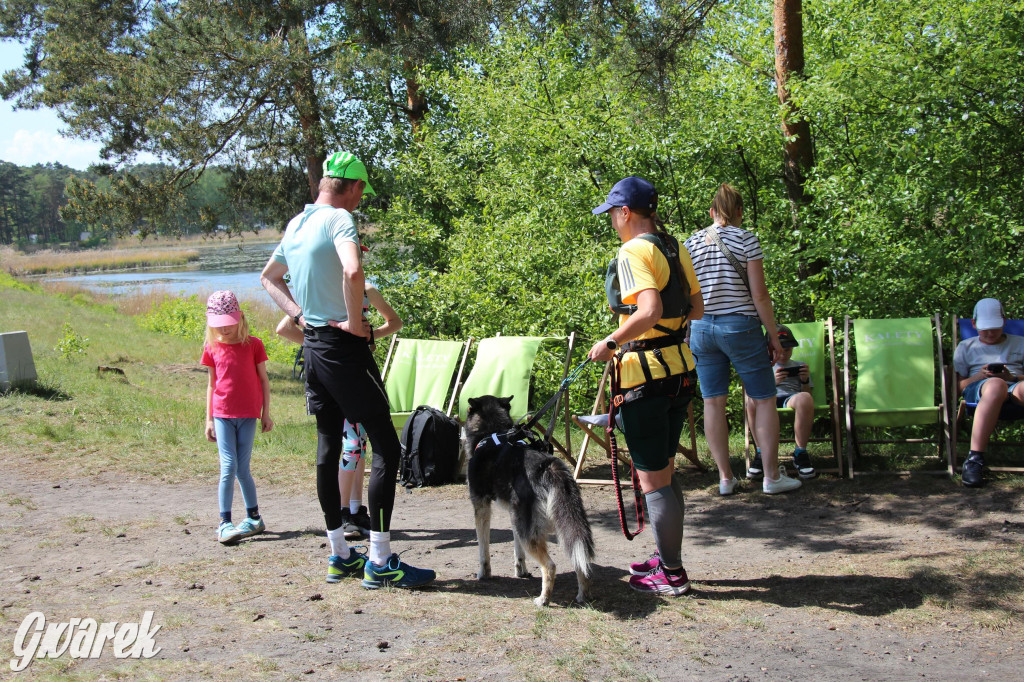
[
  {"left": 962, "top": 377, "right": 1022, "bottom": 404},
  {"left": 690, "top": 314, "right": 775, "bottom": 400}
]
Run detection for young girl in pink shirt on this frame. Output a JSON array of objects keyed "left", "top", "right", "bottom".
[{"left": 201, "top": 290, "right": 273, "bottom": 545}]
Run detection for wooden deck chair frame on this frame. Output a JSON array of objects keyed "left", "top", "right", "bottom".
[
  {"left": 571, "top": 361, "right": 706, "bottom": 486},
  {"left": 383, "top": 335, "right": 474, "bottom": 431},
  {"left": 843, "top": 313, "right": 952, "bottom": 477},
  {"left": 456, "top": 333, "right": 578, "bottom": 466},
  {"left": 743, "top": 318, "right": 844, "bottom": 477},
  {"left": 947, "top": 317, "right": 1024, "bottom": 474}
]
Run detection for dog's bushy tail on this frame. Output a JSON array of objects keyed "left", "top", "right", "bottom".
[{"left": 542, "top": 461, "right": 595, "bottom": 577}]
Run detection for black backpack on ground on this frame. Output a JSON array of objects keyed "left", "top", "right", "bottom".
[{"left": 399, "top": 406, "right": 461, "bottom": 487}]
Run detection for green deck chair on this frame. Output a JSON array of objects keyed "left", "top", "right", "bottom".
[
  {"left": 458, "top": 335, "right": 577, "bottom": 464},
  {"left": 385, "top": 337, "right": 473, "bottom": 432},
  {"left": 843, "top": 315, "right": 951, "bottom": 476},
  {"left": 744, "top": 319, "right": 844, "bottom": 476}
]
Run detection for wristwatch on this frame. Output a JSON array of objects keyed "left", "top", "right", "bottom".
[
  {"left": 605, "top": 337, "right": 619, "bottom": 351},
  {"left": 293, "top": 311, "right": 303, "bottom": 326}
]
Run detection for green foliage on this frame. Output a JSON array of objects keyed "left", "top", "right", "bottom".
[
  {"left": 373, "top": 20, "right": 765, "bottom": 412},
  {"left": 138, "top": 295, "right": 206, "bottom": 341},
  {"left": 136, "top": 294, "right": 294, "bottom": 365},
  {"left": 0, "top": 271, "right": 37, "bottom": 292},
  {"left": 252, "top": 328, "right": 296, "bottom": 366},
  {"left": 793, "top": 0, "right": 1024, "bottom": 319},
  {"left": 53, "top": 322, "right": 88, "bottom": 360}
]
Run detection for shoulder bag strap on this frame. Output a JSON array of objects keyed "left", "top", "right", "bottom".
[{"left": 705, "top": 225, "right": 751, "bottom": 294}]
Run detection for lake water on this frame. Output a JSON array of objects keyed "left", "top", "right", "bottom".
[{"left": 43, "top": 242, "right": 279, "bottom": 302}]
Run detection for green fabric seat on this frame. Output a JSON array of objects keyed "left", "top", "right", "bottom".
[
  {"left": 458, "top": 336, "right": 547, "bottom": 422},
  {"left": 850, "top": 317, "right": 940, "bottom": 427},
  {"left": 385, "top": 338, "right": 470, "bottom": 431},
  {"left": 845, "top": 315, "right": 950, "bottom": 475}
]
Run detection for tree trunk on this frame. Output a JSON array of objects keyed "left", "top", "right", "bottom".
[
  {"left": 774, "top": 0, "right": 823, "bottom": 311},
  {"left": 395, "top": 10, "right": 427, "bottom": 138},
  {"left": 774, "top": 0, "right": 813, "bottom": 209},
  {"left": 404, "top": 61, "right": 428, "bottom": 138},
  {"left": 288, "top": 21, "right": 325, "bottom": 200}
]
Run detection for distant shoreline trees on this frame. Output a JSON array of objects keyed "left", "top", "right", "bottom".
[{"left": 0, "top": 161, "right": 268, "bottom": 246}]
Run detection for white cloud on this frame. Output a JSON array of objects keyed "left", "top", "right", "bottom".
[{"left": 1, "top": 129, "right": 105, "bottom": 170}]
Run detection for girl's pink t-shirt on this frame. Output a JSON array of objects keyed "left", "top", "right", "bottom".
[{"left": 200, "top": 336, "right": 268, "bottom": 418}]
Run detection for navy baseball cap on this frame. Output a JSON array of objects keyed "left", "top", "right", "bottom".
[{"left": 592, "top": 176, "right": 658, "bottom": 215}]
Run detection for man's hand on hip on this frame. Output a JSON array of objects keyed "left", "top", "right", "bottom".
[{"left": 329, "top": 318, "right": 370, "bottom": 338}]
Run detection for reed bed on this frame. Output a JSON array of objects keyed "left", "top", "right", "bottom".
[
  {"left": 108, "top": 227, "right": 282, "bottom": 249},
  {"left": 1, "top": 245, "right": 201, "bottom": 275}
]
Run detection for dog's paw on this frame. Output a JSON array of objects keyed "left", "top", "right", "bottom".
[
  {"left": 515, "top": 564, "right": 531, "bottom": 578},
  {"left": 477, "top": 565, "right": 491, "bottom": 580},
  {"left": 533, "top": 595, "right": 550, "bottom": 607},
  {"left": 574, "top": 590, "right": 590, "bottom": 605}
]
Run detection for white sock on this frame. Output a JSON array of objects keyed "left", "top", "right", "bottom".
[
  {"left": 327, "top": 527, "right": 349, "bottom": 559},
  {"left": 349, "top": 500, "right": 361, "bottom": 514},
  {"left": 369, "top": 531, "right": 391, "bottom": 566}
]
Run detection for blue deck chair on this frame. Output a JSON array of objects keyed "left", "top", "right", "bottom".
[{"left": 949, "top": 317, "right": 1024, "bottom": 474}]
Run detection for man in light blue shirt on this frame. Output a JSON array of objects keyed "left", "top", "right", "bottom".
[{"left": 261, "top": 151, "right": 435, "bottom": 589}]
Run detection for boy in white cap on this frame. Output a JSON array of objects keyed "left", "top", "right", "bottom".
[{"left": 952, "top": 298, "right": 1024, "bottom": 487}]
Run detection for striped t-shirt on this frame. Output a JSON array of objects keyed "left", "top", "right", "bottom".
[{"left": 683, "top": 224, "right": 763, "bottom": 316}]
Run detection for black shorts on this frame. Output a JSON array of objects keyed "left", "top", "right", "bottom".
[{"left": 302, "top": 325, "right": 389, "bottom": 424}]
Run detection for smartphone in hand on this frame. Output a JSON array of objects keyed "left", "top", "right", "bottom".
[
  {"left": 785, "top": 365, "right": 803, "bottom": 377},
  {"left": 987, "top": 362, "right": 1006, "bottom": 374}
]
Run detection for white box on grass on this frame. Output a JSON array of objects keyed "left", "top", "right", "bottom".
[{"left": 0, "top": 331, "right": 37, "bottom": 391}]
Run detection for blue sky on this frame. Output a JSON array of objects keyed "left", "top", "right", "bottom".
[{"left": 0, "top": 41, "right": 107, "bottom": 170}]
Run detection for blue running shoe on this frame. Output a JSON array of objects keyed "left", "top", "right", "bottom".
[
  {"left": 326, "top": 547, "right": 367, "bottom": 583},
  {"left": 235, "top": 516, "right": 266, "bottom": 538},
  {"left": 362, "top": 553, "right": 436, "bottom": 589},
  {"left": 217, "top": 521, "right": 242, "bottom": 545}
]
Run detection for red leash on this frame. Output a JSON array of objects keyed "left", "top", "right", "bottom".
[{"left": 607, "top": 357, "right": 645, "bottom": 540}]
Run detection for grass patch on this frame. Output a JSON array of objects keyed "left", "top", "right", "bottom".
[
  {"left": 65, "top": 515, "right": 95, "bottom": 533},
  {"left": 0, "top": 281, "right": 315, "bottom": 487}
]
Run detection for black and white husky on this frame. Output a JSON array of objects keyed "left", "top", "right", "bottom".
[{"left": 463, "top": 395, "right": 595, "bottom": 606}]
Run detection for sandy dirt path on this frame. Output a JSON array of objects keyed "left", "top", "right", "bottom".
[{"left": 1, "top": 467, "right": 1022, "bottom": 680}]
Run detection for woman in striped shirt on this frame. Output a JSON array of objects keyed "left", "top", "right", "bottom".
[{"left": 684, "top": 184, "right": 802, "bottom": 496}]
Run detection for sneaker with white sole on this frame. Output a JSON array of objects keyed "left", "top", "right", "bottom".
[
  {"left": 628, "top": 563, "right": 691, "bottom": 596},
  {"left": 746, "top": 452, "right": 764, "bottom": 479},
  {"left": 235, "top": 516, "right": 266, "bottom": 538},
  {"left": 351, "top": 505, "right": 372, "bottom": 536},
  {"left": 763, "top": 472, "right": 802, "bottom": 494},
  {"left": 719, "top": 477, "right": 739, "bottom": 496},
  {"left": 792, "top": 450, "right": 817, "bottom": 479},
  {"left": 362, "top": 553, "right": 436, "bottom": 589},
  {"left": 339, "top": 508, "right": 362, "bottom": 539},
  {"left": 326, "top": 547, "right": 368, "bottom": 583},
  {"left": 217, "top": 521, "right": 242, "bottom": 545},
  {"left": 629, "top": 552, "right": 661, "bottom": 576}
]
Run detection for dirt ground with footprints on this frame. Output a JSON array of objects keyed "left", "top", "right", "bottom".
[{"left": 1, "top": 460, "right": 1023, "bottom": 681}]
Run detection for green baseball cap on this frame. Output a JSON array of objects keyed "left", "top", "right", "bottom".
[{"left": 322, "top": 151, "right": 376, "bottom": 197}]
